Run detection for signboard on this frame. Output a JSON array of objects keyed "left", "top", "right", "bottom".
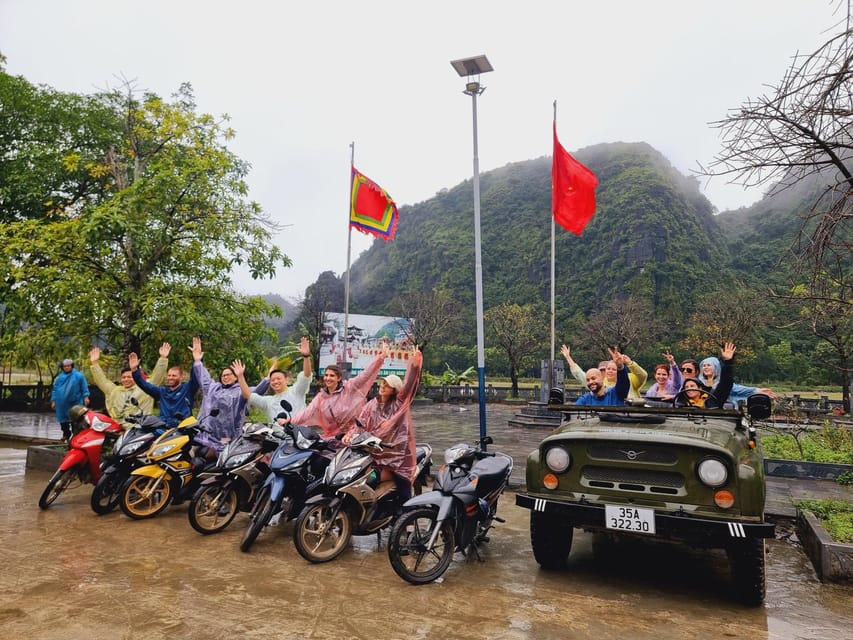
[{"left": 318, "top": 312, "right": 413, "bottom": 376}]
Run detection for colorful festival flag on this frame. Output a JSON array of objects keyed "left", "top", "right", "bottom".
[
  {"left": 552, "top": 123, "right": 598, "bottom": 236},
  {"left": 350, "top": 166, "right": 399, "bottom": 241}
]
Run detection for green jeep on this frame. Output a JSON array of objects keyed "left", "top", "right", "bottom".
[{"left": 515, "top": 396, "right": 775, "bottom": 605}]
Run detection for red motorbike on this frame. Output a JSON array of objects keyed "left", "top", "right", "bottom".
[{"left": 38, "top": 405, "right": 124, "bottom": 510}]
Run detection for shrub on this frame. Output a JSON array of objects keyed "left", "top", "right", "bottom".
[
  {"left": 797, "top": 499, "right": 853, "bottom": 544},
  {"left": 761, "top": 421, "right": 853, "bottom": 464}
]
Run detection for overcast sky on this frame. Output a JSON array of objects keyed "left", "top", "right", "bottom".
[{"left": 0, "top": 1, "right": 840, "bottom": 300}]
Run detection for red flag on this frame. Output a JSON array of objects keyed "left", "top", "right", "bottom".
[
  {"left": 552, "top": 123, "right": 598, "bottom": 236},
  {"left": 350, "top": 166, "right": 399, "bottom": 241}
]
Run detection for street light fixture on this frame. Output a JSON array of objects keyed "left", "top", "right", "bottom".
[{"left": 450, "top": 54, "right": 492, "bottom": 451}]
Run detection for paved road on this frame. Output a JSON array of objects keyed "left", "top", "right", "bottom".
[{"left": 1, "top": 415, "right": 851, "bottom": 639}]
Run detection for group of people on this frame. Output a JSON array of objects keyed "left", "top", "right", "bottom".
[
  {"left": 560, "top": 342, "right": 776, "bottom": 408},
  {"left": 50, "top": 336, "right": 423, "bottom": 498}
]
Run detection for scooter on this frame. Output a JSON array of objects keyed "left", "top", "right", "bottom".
[
  {"left": 38, "top": 405, "right": 125, "bottom": 510},
  {"left": 292, "top": 432, "right": 433, "bottom": 563},
  {"left": 239, "top": 421, "right": 335, "bottom": 552},
  {"left": 119, "top": 416, "right": 215, "bottom": 520},
  {"left": 188, "top": 421, "right": 286, "bottom": 535},
  {"left": 90, "top": 412, "right": 167, "bottom": 515},
  {"left": 386, "top": 436, "right": 513, "bottom": 584}
]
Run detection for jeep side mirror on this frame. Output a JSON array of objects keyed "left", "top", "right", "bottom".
[{"left": 746, "top": 394, "right": 772, "bottom": 420}]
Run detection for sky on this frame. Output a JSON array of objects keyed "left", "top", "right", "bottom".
[{"left": 0, "top": 1, "right": 840, "bottom": 301}]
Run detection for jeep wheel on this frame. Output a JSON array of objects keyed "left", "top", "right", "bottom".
[
  {"left": 728, "top": 538, "right": 766, "bottom": 606},
  {"left": 530, "top": 510, "right": 573, "bottom": 570}
]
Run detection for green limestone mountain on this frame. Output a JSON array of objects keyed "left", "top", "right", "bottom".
[{"left": 345, "top": 142, "right": 732, "bottom": 329}]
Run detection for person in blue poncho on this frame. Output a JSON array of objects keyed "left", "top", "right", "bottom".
[{"left": 50, "top": 358, "right": 90, "bottom": 442}]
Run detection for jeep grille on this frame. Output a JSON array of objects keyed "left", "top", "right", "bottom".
[
  {"left": 587, "top": 443, "right": 678, "bottom": 464},
  {"left": 582, "top": 465, "right": 684, "bottom": 495}
]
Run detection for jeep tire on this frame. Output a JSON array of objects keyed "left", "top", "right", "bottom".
[
  {"left": 530, "top": 510, "right": 573, "bottom": 570},
  {"left": 728, "top": 538, "right": 766, "bottom": 606}
]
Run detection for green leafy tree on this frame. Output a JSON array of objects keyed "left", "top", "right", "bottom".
[
  {"left": 485, "top": 302, "right": 546, "bottom": 397},
  {"left": 0, "top": 79, "right": 290, "bottom": 370}
]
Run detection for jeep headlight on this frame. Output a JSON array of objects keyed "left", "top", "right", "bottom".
[
  {"left": 697, "top": 458, "right": 728, "bottom": 487},
  {"left": 544, "top": 446, "right": 571, "bottom": 473}
]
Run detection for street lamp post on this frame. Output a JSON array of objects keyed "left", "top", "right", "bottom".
[{"left": 451, "top": 55, "right": 493, "bottom": 451}]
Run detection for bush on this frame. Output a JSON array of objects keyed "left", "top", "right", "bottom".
[
  {"left": 761, "top": 422, "right": 853, "bottom": 464},
  {"left": 797, "top": 499, "right": 853, "bottom": 544}
]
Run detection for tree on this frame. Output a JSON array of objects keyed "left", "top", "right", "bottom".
[
  {"left": 575, "top": 295, "right": 658, "bottom": 359},
  {"left": 296, "top": 271, "right": 345, "bottom": 372},
  {"left": 702, "top": 11, "right": 852, "bottom": 410},
  {"left": 678, "top": 285, "right": 769, "bottom": 363},
  {"left": 0, "top": 79, "right": 290, "bottom": 372},
  {"left": 392, "top": 288, "right": 461, "bottom": 358},
  {"left": 484, "top": 302, "right": 546, "bottom": 397}
]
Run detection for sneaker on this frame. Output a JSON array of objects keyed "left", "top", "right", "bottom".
[{"left": 268, "top": 512, "right": 282, "bottom": 527}]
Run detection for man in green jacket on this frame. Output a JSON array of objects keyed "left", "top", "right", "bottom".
[{"left": 88, "top": 344, "right": 169, "bottom": 425}]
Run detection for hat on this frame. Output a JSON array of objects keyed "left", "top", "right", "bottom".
[
  {"left": 62, "top": 359, "right": 74, "bottom": 367},
  {"left": 380, "top": 374, "right": 403, "bottom": 391}
]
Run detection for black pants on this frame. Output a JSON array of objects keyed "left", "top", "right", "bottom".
[{"left": 59, "top": 421, "right": 72, "bottom": 440}]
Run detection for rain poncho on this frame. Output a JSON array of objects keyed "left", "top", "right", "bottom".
[
  {"left": 644, "top": 365, "right": 683, "bottom": 399},
  {"left": 249, "top": 371, "right": 312, "bottom": 421},
  {"left": 289, "top": 352, "right": 386, "bottom": 438},
  {"left": 50, "top": 368, "right": 90, "bottom": 422},
  {"left": 194, "top": 361, "right": 270, "bottom": 443},
  {"left": 89, "top": 358, "right": 167, "bottom": 424},
  {"left": 132, "top": 368, "right": 199, "bottom": 428},
  {"left": 354, "top": 351, "right": 422, "bottom": 483}
]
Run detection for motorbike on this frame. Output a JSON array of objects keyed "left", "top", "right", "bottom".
[
  {"left": 292, "top": 431, "right": 433, "bottom": 563},
  {"left": 90, "top": 413, "right": 167, "bottom": 515},
  {"left": 386, "top": 436, "right": 513, "bottom": 584},
  {"left": 188, "top": 421, "right": 286, "bottom": 535},
  {"left": 38, "top": 405, "right": 124, "bottom": 510},
  {"left": 239, "top": 422, "right": 336, "bottom": 552},
  {"left": 119, "top": 415, "right": 216, "bottom": 520}
]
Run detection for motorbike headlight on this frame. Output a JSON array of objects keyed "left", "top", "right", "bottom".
[
  {"left": 544, "top": 446, "right": 571, "bottom": 473},
  {"left": 225, "top": 451, "right": 254, "bottom": 469},
  {"left": 444, "top": 444, "right": 476, "bottom": 465},
  {"left": 331, "top": 466, "right": 362, "bottom": 487},
  {"left": 697, "top": 458, "right": 728, "bottom": 487},
  {"left": 151, "top": 443, "right": 174, "bottom": 458},
  {"left": 120, "top": 440, "right": 146, "bottom": 455}
]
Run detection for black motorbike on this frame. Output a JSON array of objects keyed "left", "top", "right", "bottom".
[
  {"left": 90, "top": 413, "right": 167, "bottom": 515},
  {"left": 239, "top": 421, "right": 335, "bottom": 552},
  {"left": 386, "top": 436, "right": 513, "bottom": 584},
  {"left": 187, "top": 421, "right": 286, "bottom": 535}
]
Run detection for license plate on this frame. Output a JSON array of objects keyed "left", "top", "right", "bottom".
[{"left": 605, "top": 505, "right": 656, "bottom": 534}]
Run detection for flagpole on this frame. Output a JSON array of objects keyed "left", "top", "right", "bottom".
[
  {"left": 550, "top": 101, "right": 557, "bottom": 396},
  {"left": 343, "top": 141, "right": 354, "bottom": 367}
]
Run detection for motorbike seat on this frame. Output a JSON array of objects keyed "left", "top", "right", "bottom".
[{"left": 471, "top": 456, "right": 512, "bottom": 494}]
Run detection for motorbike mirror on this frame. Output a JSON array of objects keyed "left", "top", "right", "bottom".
[
  {"left": 210, "top": 409, "right": 220, "bottom": 417},
  {"left": 130, "top": 397, "right": 139, "bottom": 406},
  {"left": 279, "top": 399, "right": 293, "bottom": 412},
  {"left": 481, "top": 436, "right": 494, "bottom": 446}
]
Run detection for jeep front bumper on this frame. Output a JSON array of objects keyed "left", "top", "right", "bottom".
[{"left": 516, "top": 492, "right": 775, "bottom": 543}]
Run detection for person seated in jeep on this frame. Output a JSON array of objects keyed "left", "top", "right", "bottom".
[
  {"left": 676, "top": 342, "right": 736, "bottom": 409},
  {"left": 574, "top": 346, "right": 629, "bottom": 406}
]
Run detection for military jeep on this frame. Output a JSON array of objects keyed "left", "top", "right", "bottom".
[{"left": 515, "top": 396, "right": 775, "bottom": 605}]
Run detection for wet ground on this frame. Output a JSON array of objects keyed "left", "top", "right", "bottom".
[{"left": 1, "top": 405, "right": 851, "bottom": 639}]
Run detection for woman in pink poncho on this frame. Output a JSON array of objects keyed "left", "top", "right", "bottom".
[
  {"left": 288, "top": 343, "right": 390, "bottom": 438},
  {"left": 346, "top": 345, "right": 422, "bottom": 499}
]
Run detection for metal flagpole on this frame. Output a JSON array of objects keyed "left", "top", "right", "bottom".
[
  {"left": 343, "top": 142, "right": 354, "bottom": 367},
  {"left": 550, "top": 101, "right": 557, "bottom": 394}
]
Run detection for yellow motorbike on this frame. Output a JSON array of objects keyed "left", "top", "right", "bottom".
[{"left": 119, "top": 416, "right": 213, "bottom": 520}]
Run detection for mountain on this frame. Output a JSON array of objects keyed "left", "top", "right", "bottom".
[{"left": 346, "top": 142, "right": 732, "bottom": 331}]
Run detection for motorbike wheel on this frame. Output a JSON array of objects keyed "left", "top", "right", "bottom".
[
  {"left": 240, "top": 486, "right": 274, "bottom": 552},
  {"left": 120, "top": 474, "right": 172, "bottom": 519},
  {"left": 387, "top": 507, "right": 455, "bottom": 584},
  {"left": 38, "top": 469, "right": 75, "bottom": 510},
  {"left": 90, "top": 471, "right": 125, "bottom": 515},
  {"left": 294, "top": 501, "right": 352, "bottom": 563},
  {"left": 189, "top": 483, "right": 239, "bottom": 535}
]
